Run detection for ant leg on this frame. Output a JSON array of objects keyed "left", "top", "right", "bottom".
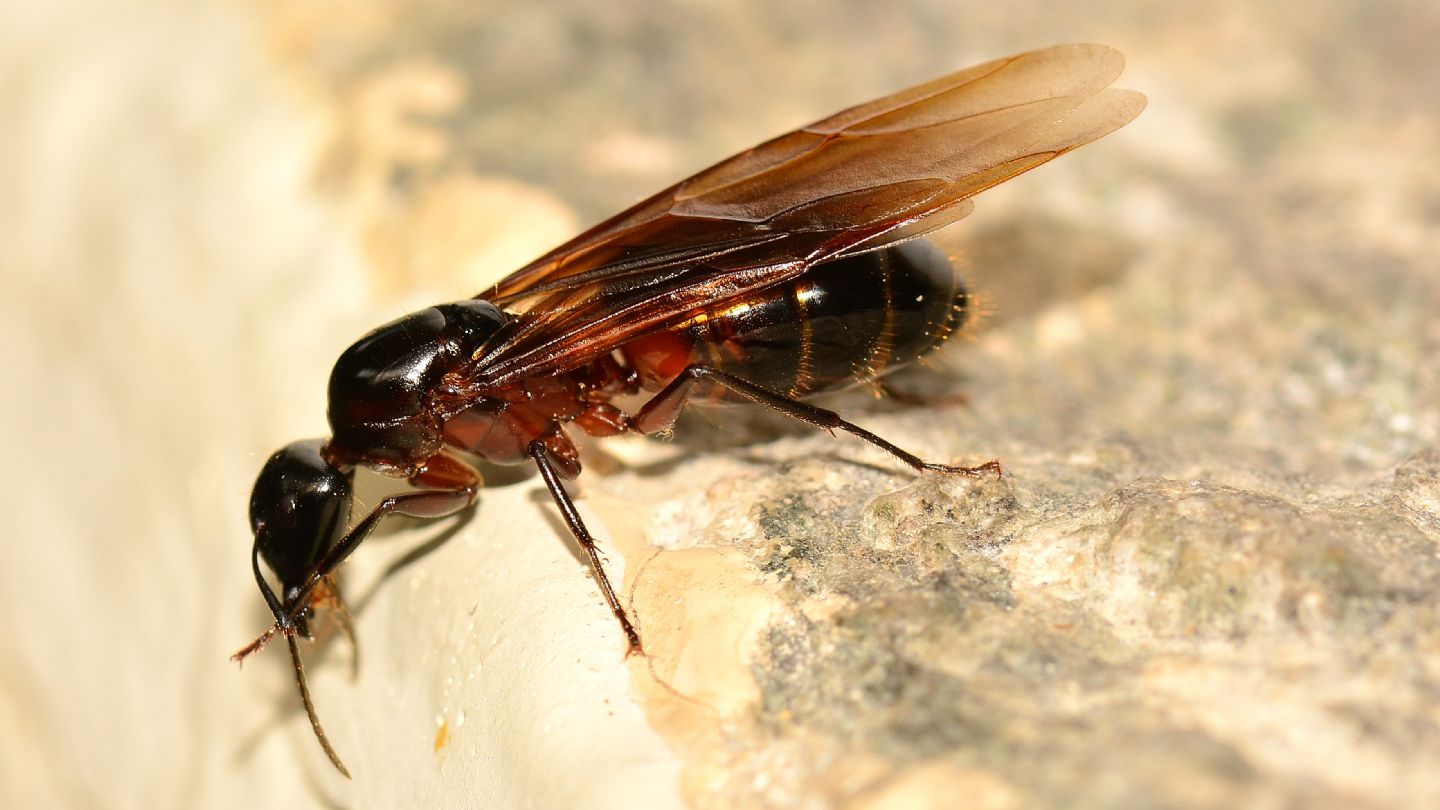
[
  {"left": 279, "top": 452, "right": 481, "bottom": 632},
  {"left": 311, "top": 577, "right": 360, "bottom": 679},
  {"left": 633, "top": 365, "right": 1001, "bottom": 477},
  {"left": 528, "top": 440, "right": 644, "bottom": 657}
]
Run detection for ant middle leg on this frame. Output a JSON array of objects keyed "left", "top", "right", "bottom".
[{"left": 528, "top": 440, "right": 644, "bottom": 656}]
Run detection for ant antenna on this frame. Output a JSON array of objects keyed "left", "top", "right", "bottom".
[
  {"left": 234, "top": 542, "right": 352, "bottom": 777},
  {"left": 286, "top": 631, "right": 352, "bottom": 778},
  {"left": 232, "top": 621, "right": 351, "bottom": 777}
]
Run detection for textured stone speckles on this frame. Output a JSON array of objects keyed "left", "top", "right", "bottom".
[
  {"left": 1393, "top": 449, "right": 1440, "bottom": 529},
  {"left": 1057, "top": 479, "right": 1440, "bottom": 643},
  {"left": 609, "top": 444, "right": 1440, "bottom": 808}
]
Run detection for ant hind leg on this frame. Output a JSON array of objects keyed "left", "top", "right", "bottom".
[{"left": 632, "top": 364, "right": 1001, "bottom": 477}]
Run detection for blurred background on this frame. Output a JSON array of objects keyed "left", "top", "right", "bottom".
[{"left": 3, "top": 0, "right": 1438, "bottom": 808}]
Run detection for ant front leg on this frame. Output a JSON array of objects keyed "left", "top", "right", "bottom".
[
  {"left": 528, "top": 440, "right": 644, "bottom": 656},
  {"left": 309, "top": 576, "right": 361, "bottom": 679},
  {"left": 632, "top": 365, "right": 1001, "bottom": 477},
  {"left": 280, "top": 451, "right": 482, "bottom": 629}
]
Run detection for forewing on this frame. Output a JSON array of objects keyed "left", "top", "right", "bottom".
[{"left": 466, "top": 44, "right": 1144, "bottom": 388}]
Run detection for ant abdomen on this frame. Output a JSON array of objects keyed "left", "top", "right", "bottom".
[{"left": 621, "top": 240, "right": 969, "bottom": 400}]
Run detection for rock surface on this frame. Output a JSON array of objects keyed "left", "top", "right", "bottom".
[{"left": 3, "top": 1, "right": 1437, "bottom": 808}]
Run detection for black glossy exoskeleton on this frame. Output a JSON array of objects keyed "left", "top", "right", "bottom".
[{"left": 236, "top": 44, "right": 1145, "bottom": 776}]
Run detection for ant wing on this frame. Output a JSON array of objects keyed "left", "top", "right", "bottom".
[{"left": 462, "top": 44, "right": 1144, "bottom": 389}]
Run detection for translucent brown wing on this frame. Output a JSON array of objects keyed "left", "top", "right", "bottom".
[{"left": 461, "top": 44, "right": 1145, "bottom": 389}]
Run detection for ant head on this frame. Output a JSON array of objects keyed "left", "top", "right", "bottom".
[
  {"left": 248, "top": 439, "right": 353, "bottom": 635},
  {"left": 237, "top": 438, "right": 356, "bottom": 777}
]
